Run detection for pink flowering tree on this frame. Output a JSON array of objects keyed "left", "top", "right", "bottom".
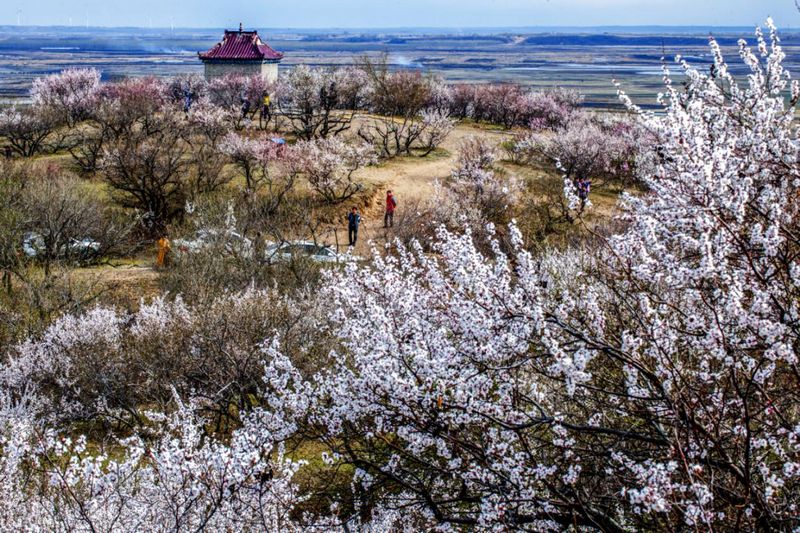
[
  {"left": 517, "top": 112, "right": 631, "bottom": 184},
  {"left": 291, "top": 137, "right": 376, "bottom": 204},
  {"left": 30, "top": 67, "right": 102, "bottom": 127},
  {"left": 514, "top": 111, "right": 645, "bottom": 219},
  {"left": 472, "top": 83, "right": 533, "bottom": 128},
  {"left": 447, "top": 83, "right": 477, "bottom": 119},
  {"left": 219, "top": 133, "right": 299, "bottom": 212},
  {"left": 98, "top": 76, "right": 168, "bottom": 136},
  {"left": 527, "top": 87, "right": 583, "bottom": 131}
]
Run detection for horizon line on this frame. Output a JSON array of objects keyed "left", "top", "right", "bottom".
[{"left": 0, "top": 23, "right": 794, "bottom": 33}]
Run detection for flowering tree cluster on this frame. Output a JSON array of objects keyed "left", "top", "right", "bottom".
[
  {"left": 4, "top": 288, "right": 321, "bottom": 426},
  {"left": 517, "top": 112, "right": 641, "bottom": 185},
  {"left": 21, "top": 72, "right": 231, "bottom": 231},
  {"left": 513, "top": 110, "right": 650, "bottom": 221},
  {"left": 0, "top": 286, "right": 412, "bottom": 530},
  {"left": 448, "top": 83, "right": 582, "bottom": 129},
  {"left": 4, "top": 64, "right": 587, "bottom": 172}
]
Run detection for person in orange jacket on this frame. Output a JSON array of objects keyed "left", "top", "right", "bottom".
[{"left": 156, "top": 236, "right": 171, "bottom": 268}]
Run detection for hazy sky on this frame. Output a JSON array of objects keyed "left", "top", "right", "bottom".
[{"left": 3, "top": 0, "right": 800, "bottom": 28}]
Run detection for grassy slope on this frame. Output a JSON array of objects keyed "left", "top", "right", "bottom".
[{"left": 37, "top": 120, "right": 625, "bottom": 309}]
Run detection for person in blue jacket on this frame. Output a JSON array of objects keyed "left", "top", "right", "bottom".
[{"left": 347, "top": 207, "right": 361, "bottom": 247}]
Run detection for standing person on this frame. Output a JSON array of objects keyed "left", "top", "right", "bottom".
[
  {"left": 384, "top": 190, "right": 397, "bottom": 228},
  {"left": 576, "top": 177, "right": 591, "bottom": 211},
  {"left": 240, "top": 90, "right": 251, "bottom": 120},
  {"left": 155, "top": 235, "right": 171, "bottom": 269},
  {"left": 347, "top": 207, "right": 361, "bottom": 247},
  {"left": 182, "top": 86, "right": 194, "bottom": 116},
  {"left": 260, "top": 91, "right": 272, "bottom": 129}
]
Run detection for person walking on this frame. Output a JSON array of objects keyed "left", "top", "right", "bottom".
[
  {"left": 384, "top": 190, "right": 397, "bottom": 228},
  {"left": 347, "top": 206, "right": 361, "bottom": 247},
  {"left": 260, "top": 91, "right": 272, "bottom": 129}
]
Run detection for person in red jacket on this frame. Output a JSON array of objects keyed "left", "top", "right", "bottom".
[{"left": 384, "top": 190, "right": 397, "bottom": 228}]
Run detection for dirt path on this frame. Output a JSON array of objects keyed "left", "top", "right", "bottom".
[
  {"left": 357, "top": 123, "right": 514, "bottom": 208},
  {"left": 331, "top": 123, "right": 514, "bottom": 253}
]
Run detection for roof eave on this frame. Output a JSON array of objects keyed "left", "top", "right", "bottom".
[{"left": 199, "top": 57, "right": 282, "bottom": 63}]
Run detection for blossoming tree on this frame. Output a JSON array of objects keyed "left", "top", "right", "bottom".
[{"left": 269, "top": 20, "right": 800, "bottom": 530}]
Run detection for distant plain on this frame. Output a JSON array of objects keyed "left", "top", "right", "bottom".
[{"left": 2, "top": 25, "right": 800, "bottom": 108}]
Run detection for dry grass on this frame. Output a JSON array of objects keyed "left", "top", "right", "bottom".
[{"left": 70, "top": 262, "right": 162, "bottom": 309}]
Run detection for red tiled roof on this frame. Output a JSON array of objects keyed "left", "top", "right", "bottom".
[{"left": 199, "top": 30, "right": 284, "bottom": 61}]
